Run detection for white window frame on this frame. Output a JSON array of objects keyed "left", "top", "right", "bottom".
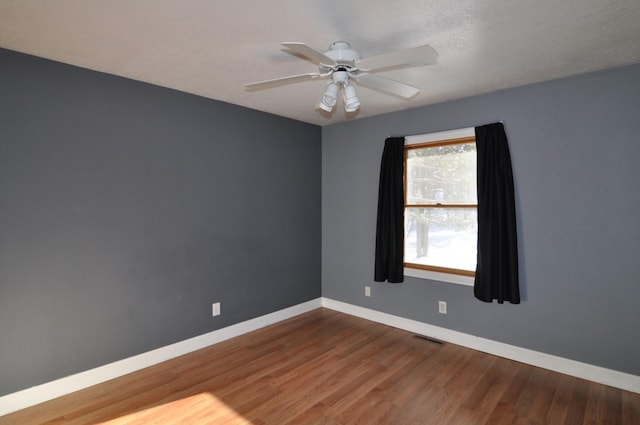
[{"left": 404, "top": 127, "right": 476, "bottom": 287}]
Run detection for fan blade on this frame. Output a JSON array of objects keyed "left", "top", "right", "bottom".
[
  {"left": 281, "top": 42, "right": 337, "bottom": 67},
  {"left": 245, "top": 73, "right": 325, "bottom": 90},
  {"left": 355, "top": 74, "right": 420, "bottom": 99},
  {"left": 357, "top": 45, "right": 438, "bottom": 72}
]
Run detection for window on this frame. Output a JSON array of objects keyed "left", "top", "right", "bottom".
[{"left": 404, "top": 128, "right": 477, "bottom": 279}]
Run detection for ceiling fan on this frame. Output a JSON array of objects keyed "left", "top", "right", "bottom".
[{"left": 245, "top": 41, "right": 439, "bottom": 113}]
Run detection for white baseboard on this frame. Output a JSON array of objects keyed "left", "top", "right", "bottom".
[
  {"left": 0, "top": 298, "right": 322, "bottom": 417},
  {"left": 3, "top": 296, "right": 637, "bottom": 417},
  {"left": 321, "top": 297, "right": 640, "bottom": 394}
]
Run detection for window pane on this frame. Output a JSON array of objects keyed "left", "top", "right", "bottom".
[
  {"left": 404, "top": 207, "right": 477, "bottom": 271},
  {"left": 406, "top": 143, "right": 477, "bottom": 205}
]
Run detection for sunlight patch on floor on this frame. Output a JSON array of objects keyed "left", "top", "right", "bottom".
[{"left": 97, "top": 392, "right": 254, "bottom": 424}]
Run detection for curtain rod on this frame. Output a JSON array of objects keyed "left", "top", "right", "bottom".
[{"left": 388, "top": 120, "right": 504, "bottom": 138}]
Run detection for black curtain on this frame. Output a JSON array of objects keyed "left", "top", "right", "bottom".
[
  {"left": 374, "top": 137, "right": 405, "bottom": 283},
  {"left": 474, "top": 123, "right": 520, "bottom": 303}
]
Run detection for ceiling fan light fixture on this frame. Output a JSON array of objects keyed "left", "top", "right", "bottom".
[
  {"left": 318, "top": 101, "right": 334, "bottom": 112},
  {"left": 343, "top": 84, "right": 360, "bottom": 112},
  {"left": 319, "top": 82, "right": 339, "bottom": 111}
]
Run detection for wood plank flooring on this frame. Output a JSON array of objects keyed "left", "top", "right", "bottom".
[{"left": 1, "top": 308, "right": 638, "bottom": 424}]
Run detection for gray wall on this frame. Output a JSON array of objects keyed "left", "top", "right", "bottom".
[
  {"left": 2, "top": 44, "right": 638, "bottom": 399},
  {"left": 322, "top": 64, "right": 640, "bottom": 376},
  {"left": 0, "top": 48, "right": 321, "bottom": 396}
]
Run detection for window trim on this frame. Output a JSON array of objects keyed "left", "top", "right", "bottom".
[
  {"left": 404, "top": 127, "right": 476, "bottom": 285},
  {"left": 404, "top": 267, "right": 475, "bottom": 286}
]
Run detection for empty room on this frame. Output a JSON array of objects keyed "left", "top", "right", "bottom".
[{"left": 1, "top": 1, "right": 639, "bottom": 424}]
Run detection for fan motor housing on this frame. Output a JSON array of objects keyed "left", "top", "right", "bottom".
[{"left": 323, "top": 41, "right": 360, "bottom": 70}]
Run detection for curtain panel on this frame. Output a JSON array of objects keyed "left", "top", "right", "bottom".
[
  {"left": 474, "top": 123, "right": 520, "bottom": 303},
  {"left": 374, "top": 137, "right": 405, "bottom": 283}
]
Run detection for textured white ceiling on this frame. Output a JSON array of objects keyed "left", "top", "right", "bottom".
[{"left": 1, "top": 0, "right": 639, "bottom": 126}]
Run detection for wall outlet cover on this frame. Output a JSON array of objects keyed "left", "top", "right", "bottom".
[{"left": 438, "top": 301, "right": 447, "bottom": 314}]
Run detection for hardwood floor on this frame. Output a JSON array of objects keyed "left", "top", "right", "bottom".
[{"left": 1, "top": 308, "right": 638, "bottom": 424}]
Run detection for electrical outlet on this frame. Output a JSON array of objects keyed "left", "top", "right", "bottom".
[
  {"left": 365, "top": 286, "right": 371, "bottom": 297},
  {"left": 212, "top": 302, "right": 221, "bottom": 316},
  {"left": 438, "top": 301, "right": 447, "bottom": 314}
]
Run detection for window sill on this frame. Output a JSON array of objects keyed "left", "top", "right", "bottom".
[{"left": 404, "top": 267, "right": 474, "bottom": 287}]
